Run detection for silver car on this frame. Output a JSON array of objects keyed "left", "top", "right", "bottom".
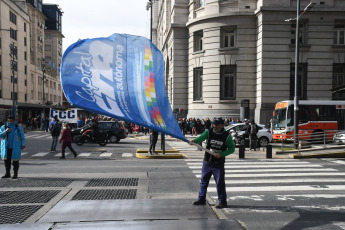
[
  {"left": 333, "top": 131, "right": 345, "bottom": 144},
  {"left": 225, "top": 123, "right": 273, "bottom": 147}
]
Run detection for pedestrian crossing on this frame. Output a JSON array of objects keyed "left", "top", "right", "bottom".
[
  {"left": 21, "top": 151, "right": 134, "bottom": 159},
  {"left": 185, "top": 158, "right": 345, "bottom": 204}
]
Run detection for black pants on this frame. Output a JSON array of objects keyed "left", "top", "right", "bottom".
[
  {"left": 4, "top": 149, "right": 19, "bottom": 175},
  {"left": 149, "top": 135, "right": 158, "bottom": 153}
]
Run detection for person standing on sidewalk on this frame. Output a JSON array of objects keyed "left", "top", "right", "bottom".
[
  {"left": 49, "top": 115, "right": 61, "bottom": 152},
  {"left": 248, "top": 119, "right": 259, "bottom": 151},
  {"left": 59, "top": 123, "right": 77, "bottom": 159},
  {"left": 0, "top": 115, "right": 26, "bottom": 179},
  {"left": 189, "top": 117, "right": 235, "bottom": 209},
  {"left": 149, "top": 129, "right": 159, "bottom": 155}
]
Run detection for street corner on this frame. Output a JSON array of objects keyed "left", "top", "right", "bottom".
[
  {"left": 290, "top": 151, "right": 345, "bottom": 159},
  {"left": 136, "top": 149, "right": 183, "bottom": 159}
]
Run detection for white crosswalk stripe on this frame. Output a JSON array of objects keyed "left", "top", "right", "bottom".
[
  {"left": 32, "top": 152, "right": 50, "bottom": 157},
  {"left": 186, "top": 158, "right": 345, "bottom": 203}
]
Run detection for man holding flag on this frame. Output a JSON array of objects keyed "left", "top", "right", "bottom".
[{"left": 189, "top": 117, "right": 235, "bottom": 209}]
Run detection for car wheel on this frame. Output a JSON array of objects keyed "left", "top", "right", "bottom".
[
  {"left": 109, "top": 135, "right": 120, "bottom": 143},
  {"left": 258, "top": 137, "right": 269, "bottom": 147}
]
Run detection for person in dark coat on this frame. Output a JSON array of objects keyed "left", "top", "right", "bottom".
[
  {"left": 149, "top": 129, "right": 159, "bottom": 155},
  {"left": 59, "top": 123, "right": 77, "bottom": 159}
]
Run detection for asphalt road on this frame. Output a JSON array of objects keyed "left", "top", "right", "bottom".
[{"left": 2, "top": 131, "right": 345, "bottom": 229}]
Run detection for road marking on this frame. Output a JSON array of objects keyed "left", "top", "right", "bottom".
[
  {"left": 187, "top": 161, "right": 312, "bottom": 165},
  {"left": 122, "top": 153, "right": 133, "bottom": 157},
  {"left": 54, "top": 153, "right": 70, "bottom": 157},
  {"left": 32, "top": 152, "right": 49, "bottom": 157},
  {"left": 210, "top": 178, "right": 345, "bottom": 184},
  {"left": 196, "top": 172, "right": 345, "bottom": 178},
  {"left": 78, "top": 153, "right": 92, "bottom": 157},
  {"left": 208, "top": 185, "right": 345, "bottom": 192},
  {"left": 189, "top": 164, "right": 322, "bottom": 169},
  {"left": 100, "top": 153, "right": 112, "bottom": 157},
  {"left": 192, "top": 168, "right": 337, "bottom": 174},
  {"left": 21, "top": 152, "right": 28, "bottom": 155}
]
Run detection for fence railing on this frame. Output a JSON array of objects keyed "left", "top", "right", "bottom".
[{"left": 274, "top": 130, "right": 343, "bottom": 153}]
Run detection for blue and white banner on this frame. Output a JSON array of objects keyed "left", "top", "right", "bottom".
[
  {"left": 60, "top": 33, "right": 187, "bottom": 142},
  {"left": 50, "top": 108, "right": 77, "bottom": 123}
]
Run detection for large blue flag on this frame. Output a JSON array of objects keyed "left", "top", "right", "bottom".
[{"left": 61, "top": 33, "right": 188, "bottom": 142}]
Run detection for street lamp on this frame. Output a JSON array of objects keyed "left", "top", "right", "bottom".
[
  {"left": 9, "top": 42, "right": 17, "bottom": 120},
  {"left": 285, "top": 0, "right": 316, "bottom": 148},
  {"left": 41, "top": 58, "right": 47, "bottom": 117},
  {"left": 146, "top": 0, "right": 158, "bottom": 41}
]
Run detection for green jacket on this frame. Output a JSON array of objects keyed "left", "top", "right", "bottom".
[{"left": 193, "top": 128, "right": 235, "bottom": 158}]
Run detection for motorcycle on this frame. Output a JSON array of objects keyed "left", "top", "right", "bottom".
[
  {"left": 233, "top": 131, "right": 249, "bottom": 146},
  {"left": 74, "top": 129, "right": 108, "bottom": 146}
]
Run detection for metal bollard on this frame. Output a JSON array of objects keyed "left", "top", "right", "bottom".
[
  {"left": 239, "top": 145, "right": 245, "bottom": 159},
  {"left": 266, "top": 145, "right": 272, "bottom": 159}
]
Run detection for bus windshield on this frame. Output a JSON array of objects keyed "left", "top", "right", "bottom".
[{"left": 273, "top": 106, "right": 294, "bottom": 129}]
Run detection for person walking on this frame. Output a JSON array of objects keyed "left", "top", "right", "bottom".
[
  {"left": 59, "top": 123, "right": 77, "bottom": 159},
  {"left": 149, "top": 129, "right": 159, "bottom": 155},
  {"left": 189, "top": 117, "right": 235, "bottom": 209},
  {"left": 49, "top": 115, "right": 61, "bottom": 152},
  {"left": 0, "top": 115, "right": 26, "bottom": 179},
  {"left": 248, "top": 119, "right": 259, "bottom": 151}
]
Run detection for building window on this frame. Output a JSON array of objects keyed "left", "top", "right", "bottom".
[
  {"left": 24, "top": 51, "right": 27, "bottom": 61},
  {"left": 24, "top": 37, "right": 27, "bottom": 46},
  {"left": 332, "top": 64, "right": 345, "bottom": 100},
  {"left": 10, "top": 11, "right": 17, "bottom": 25},
  {"left": 25, "top": 66, "right": 27, "bottom": 75},
  {"left": 194, "top": 30, "right": 203, "bottom": 52},
  {"left": 10, "top": 28, "right": 17, "bottom": 41},
  {"left": 334, "top": 22, "right": 345, "bottom": 45},
  {"left": 290, "top": 63, "right": 308, "bottom": 100},
  {"left": 220, "top": 65, "right": 236, "bottom": 100},
  {"left": 45, "top": 45, "right": 51, "bottom": 51},
  {"left": 196, "top": 0, "right": 205, "bottom": 8},
  {"left": 193, "top": 67, "right": 203, "bottom": 101},
  {"left": 24, "top": 22, "right": 26, "bottom": 32},
  {"left": 45, "top": 33, "right": 51, "bottom": 39},
  {"left": 221, "top": 27, "right": 236, "bottom": 48},
  {"left": 291, "top": 20, "right": 308, "bottom": 45}
]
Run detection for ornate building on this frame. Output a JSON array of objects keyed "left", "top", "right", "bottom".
[
  {"left": 0, "top": 0, "right": 64, "bottom": 122},
  {"left": 153, "top": 0, "right": 345, "bottom": 125}
]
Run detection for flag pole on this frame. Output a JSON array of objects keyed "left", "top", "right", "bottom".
[{"left": 189, "top": 142, "right": 217, "bottom": 157}]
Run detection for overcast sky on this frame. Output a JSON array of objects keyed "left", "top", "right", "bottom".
[{"left": 44, "top": 0, "right": 151, "bottom": 52}]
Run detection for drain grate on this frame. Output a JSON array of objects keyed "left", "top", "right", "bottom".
[
  {"left": 0, "top": 178, "right": 73, "bottom": 188},
  {"left": 0, "top": 190, "right": 60, "bottom": 204},
  {"left": 72, "top": 189, "right": 137, "bottom": 200},
  {"left": 85, "top": 178, "right": 139, "bottom": 187},
  {"left": 0, "top": 205, "right": 43, "bottom": 224}
]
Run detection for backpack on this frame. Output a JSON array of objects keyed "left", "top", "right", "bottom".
[
  {"left": 250, "top": 123, "right": 258, "bottom": 134},
  {"left": 51, "top": 121, "right": 61, "bottom": 136}
]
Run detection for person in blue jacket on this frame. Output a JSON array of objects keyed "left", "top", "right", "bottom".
[{"left": 0, "top": 115, "right": 26, "bottom": 179}]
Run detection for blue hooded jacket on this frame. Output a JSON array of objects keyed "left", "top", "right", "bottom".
[{"left": 0, "top": 122, "right": 26, "bottom": 160}]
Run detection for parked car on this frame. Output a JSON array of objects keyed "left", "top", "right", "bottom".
[
  {"left": 333, "top": 131, "right": 345, "bottom": 144},
  {"left": 225, "top": 123, "right": 273, "bottom": 147},
  {"left": 71, "top": 120, "right": 127, "bottom": 143}
]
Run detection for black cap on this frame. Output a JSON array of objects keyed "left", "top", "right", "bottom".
[
  {"left": 212, "top": 117, "right": 224, "bottom": 125},
  {"left": 7, "top": 115, "right": 15, "bottom": 120}
]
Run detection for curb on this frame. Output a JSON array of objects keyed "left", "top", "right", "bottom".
[
  {"left": 136, "top": 149, "right": 183, "bottom": 159},
  {"left": 290, "top": 151, "right": 345, "bottom": 159}
]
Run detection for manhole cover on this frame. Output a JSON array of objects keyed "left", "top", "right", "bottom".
[
  {"left": 72, "top": 189, "right": 137, "bottom": 200},
  {"left": 0, "top": 205, "right": 43, "bottom": 224},
  {"left": 0, "top": 178, "right": 73, "bottom": 188},
  {"left": 0, "top": 190, "right": 60, "bottom": 204},
  {"left": 85, "top": 178, "right": 139, "bottom": 187}
]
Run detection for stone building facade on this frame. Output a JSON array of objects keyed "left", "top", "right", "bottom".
[
  {"left": 153, "top": 0, "right": 345, "bottom": 125},
  {"left": 0, "top": 0, "right": 64, "bottom": 122}
]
